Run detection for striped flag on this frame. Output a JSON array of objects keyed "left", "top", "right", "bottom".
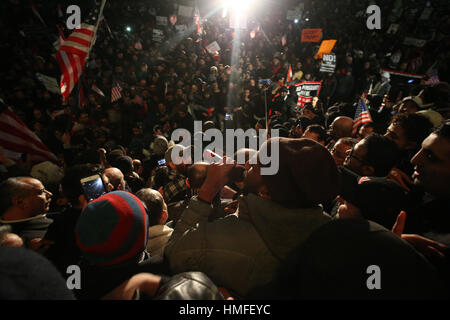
[
  {"left": 111, "top": 81, "right": 122, "bottom": 102},
  {"left": 0, "top": 103, "right": 58, "bottom": 164},
  {"left": 56, "top": 0, "right": 106, "bottom": 103},
  {"left": 352, "top": 99, "right": 372, "bottom": 136},
  {"left": 286, "top": 64, "right": 293, "bottom": 83}
]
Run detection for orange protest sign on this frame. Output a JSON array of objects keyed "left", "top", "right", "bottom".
[
  {"left": 301, "top": 29, "right": 322, "bottom": 42},
  {"left": 314, "top": 40, "right": 337, "bottom": 59}
]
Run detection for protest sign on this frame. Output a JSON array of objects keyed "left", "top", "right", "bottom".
[
  {"left": 320, "top": 54, "right": 336, "bottom": 73},
  {"left": 156, "top": 16, "right": 168, "bottom": 26},
  {"left": 206, "top": 41, "right": 221, "bottom": 54},
  {"left": 36, "top": 73, "right": 60, "bottom": 95},
  {"left": 293, "top": 81, "right": 322, "bottom": 108},
  {"left": 152, "top": 29, "right": 164, "bottom": 42},
  {"left": 301, "top": 29, "right": 322, "bottom": 42},
  {"left": 314, "top": 40, "right": 337, "bottom": 59}
]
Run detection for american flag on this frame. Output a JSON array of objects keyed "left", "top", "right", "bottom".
[
  {"left": 56, "top": 0, "right": 106, "bottom": 103},
  {"left": 0, "top": 102, "right": 58, "bottom": 164},
  {"left": 352, "top": 99, "right": 372, "bottom": 136},
  {"left": 111, "top": 81, "right": 122, "bottom": 102}
]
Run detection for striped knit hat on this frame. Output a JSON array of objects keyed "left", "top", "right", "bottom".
[{"left": 75, "top": 191, "right": 149, "bottom": 266}]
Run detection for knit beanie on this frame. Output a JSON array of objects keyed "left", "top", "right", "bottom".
[{"left": 75, "top": 191, "right": 149, "bottom": 266}]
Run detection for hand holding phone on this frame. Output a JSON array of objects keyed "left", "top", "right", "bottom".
[{"left": 80, "top": 174, "right": 106, "bottom": 202}]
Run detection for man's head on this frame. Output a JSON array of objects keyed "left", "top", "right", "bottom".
[
  {"left": 411, "top": 121, "right": 450, "bottom": 197},
  {"left": 136, "top": 188, "right": 168, "bottom": 226},
  {"left": 357, "top": 123, "right": 374, "bottom": 141},
  {"left": 0, "top": 177, "right": 52, "bottom": 219},
  {"left": 301, "top": 104, "right": 316, "bottom": 121},
  {"left": 75, "top": 191, "right": 148, "bottom": 266},
  {"left": 328, "top": 116, "right": 354, "bottom": 140},
  {"left": 103, "top": 167, "right": 126, "bottom": 192},
  {"left": 385, "top": 113, "right": 433, "bottom": 151},
  {"left": 112, "top": 156, "right": 134, "bottom": 177},
  {"left": 244, "top": 138, "right": 339, "bottom": 208},
  {"left": 187, "top": 162, "right": 209, "bottom": 193},
  {"left": 302, "top": 125, "right": 327, "bottom": 145},
  {"left": 398, "top": 96, "right": 422, "bottom": 114},
  {"left": 330, "top": 137, "right": 358, "bottom": 167},
  {"left": 344, "top": 133, "right": 400, "bottom": 177}
]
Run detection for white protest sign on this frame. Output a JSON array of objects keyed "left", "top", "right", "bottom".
[
  {"left": 206, "top": 41, "right": 221, "bottom": 54},
  {"left": 320, "top": 54, "right": 336, "bottom": 73},
  {"left": 156, "top": 16, "right": 168, "bottom": 26},
  {"left": 152, "top": 29, "right": 164, "bottom": 42},
  {"left": 36, "top": 73, "right": 61, "bottom": 95}
]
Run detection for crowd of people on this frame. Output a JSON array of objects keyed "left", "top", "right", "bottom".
[{"left": 0, "top": 0, "right": 449, "bottom": 300}]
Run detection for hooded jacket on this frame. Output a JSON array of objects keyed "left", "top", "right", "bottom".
[{"left": 164, "top": 193, "right": 331, "bottom": 298}]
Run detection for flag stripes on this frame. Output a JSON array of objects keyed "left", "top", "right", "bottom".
[
  {"left": 352, "top": 99, "right": 372, "bottom": 136},
  {"left": 0, "top": 108, "right": 58, "bottom": 163}
]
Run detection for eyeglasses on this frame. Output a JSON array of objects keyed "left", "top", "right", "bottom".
[{"left": 347, "top": 148, "right": 368, "bottom": 165}]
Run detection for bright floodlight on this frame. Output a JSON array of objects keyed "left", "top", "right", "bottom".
[
  {"left": 294, "top": 19, "right": 299, "bottom": 23},
  {"left": 224, "top": 0, "right": 255, "bottom": 12},
  {"left": 126, "top": 26, "right": 131, "bottom": 32}
]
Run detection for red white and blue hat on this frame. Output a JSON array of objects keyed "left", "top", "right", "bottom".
[{"left": 75, "top": 191, "right": 149, "bottom": 266}]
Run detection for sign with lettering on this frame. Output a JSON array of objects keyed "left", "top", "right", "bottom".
[
  {"left": 293, "top": 81, "right": 322, "bottom": 107},
  {"left": 320, "top": 54, "right": 336, "bottom": 73},
  {"left": 301, "top": 29, "right": 322, "bottom": 42}
]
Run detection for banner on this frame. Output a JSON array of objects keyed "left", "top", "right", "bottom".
[
  {"left": 178, "top": 5, "right": 194, "bottom": 17},
  {"left": 301, "top": 29, "right": 322, "bottom": 42},
  {"left": 156, "top": 16, "right": 168, "bottom": 26},
  {"left": 315, "top": 39, "right": 337, "bottom": 59},
  {"left": 36, "top": 73, "right": 61, "bottom": 95},
  {"left": 206, "top": 41, "right": 221, "bottom": 54},
  {"left": 320, "top": 54, "right": 336, "bottom": 73},
  {"left": 152, "top": 29, "right": 164, "bottom": 42},
  {"left": 293, "top": 81, "right": 322, "bottom": 108}
]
